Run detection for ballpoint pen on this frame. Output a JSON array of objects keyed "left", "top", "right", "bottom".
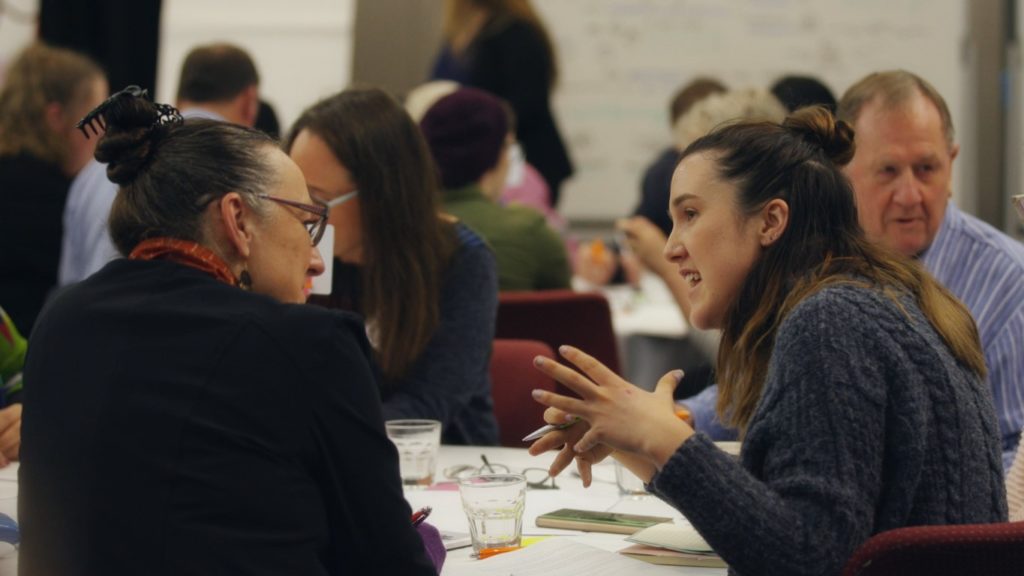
[
  {"left": 411, "top": 506, "right": 432, "bottom": 527},
  {"left": 521, "top": 417, "right": 581, "bottom": 442},
  {"left": 521, "top": 407, "right": 692, "bottom": 442}
]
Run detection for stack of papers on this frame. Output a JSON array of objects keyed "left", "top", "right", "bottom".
[
  {"left": 443, "top": 538, "right": 697, "bottom": 575},
  {"left": 621, "top": 522, "right": 726, "bottom": 568}
]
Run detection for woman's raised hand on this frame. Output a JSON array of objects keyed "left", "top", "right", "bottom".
[{"left": 530, "top": 345, "right": 694, "bottom": 469}]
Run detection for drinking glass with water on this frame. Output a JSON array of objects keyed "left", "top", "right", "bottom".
[
  {"left": 385, "top": 419, "right": 441, "bottom": 489},
  {"left": 458, "top": 474, "right": 527, "bottom": 552}
]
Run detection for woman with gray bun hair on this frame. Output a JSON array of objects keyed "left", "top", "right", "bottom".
[
  {"left": 20, "top": 87, "right": 443, "bottom": 576},
  {"left": 530, "top": 107, "right": 1006, "bottom": 576}
]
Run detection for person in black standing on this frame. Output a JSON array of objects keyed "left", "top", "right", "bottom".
[{"left": 433, "top": 0, "right": 574, "bottom": 206}]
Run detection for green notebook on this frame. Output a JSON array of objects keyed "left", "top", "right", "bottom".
[{"left": 535, "top": 508, "right": 673, "bottom": 535}]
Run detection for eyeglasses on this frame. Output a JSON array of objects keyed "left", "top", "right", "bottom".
[
  {"left": 443, "top": 455, "right": 558, "bottom": 490},
  {"left": 257, "top": 194, "right": 329, "bottom": 246}
]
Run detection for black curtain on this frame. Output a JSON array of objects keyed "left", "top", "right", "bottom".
[{"left": 39, "top": 0, "right": 162, "bottom": 94}]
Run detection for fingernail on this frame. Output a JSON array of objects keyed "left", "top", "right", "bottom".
[
  {"left": 564, "top": 413, "right": 576, "bottom": 423},
  {"left": 673, "top": 369, "right": 685, "bottom": 382},
  {"left": 559, "top": 345, "right": 570, "bottom": 355},
  {"left": 531, "top": 389, "right": 544, "bottom": 399},
  {"left": 534, "top": 356, "right": 545, "bottom": 367}
]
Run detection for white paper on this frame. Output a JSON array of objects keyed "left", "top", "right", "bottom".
[
  {"left": 626, "top": 522, "right": 714, "bottom": 554},
  {"left": 442, "top": 538, "right": 689, "bottom": 576}
]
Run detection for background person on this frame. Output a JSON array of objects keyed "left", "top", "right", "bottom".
[
  {"left": 0, "top": 306, "right": 24, "bottom": 467},
  {"left": 287, "top": 88, "right": 500, "bottom": 446},
  {"left": 770, "top": 74, "right": 837, "bottom": 113},
  {"left": 0, "top": 42, "right": 107, "bottom": 335},
  {"left": 530, "top": 107, "right": 1006, "bottom": 576},
  {"left": 432, "top": 0, "right": 574, "bottom": 206},
  {"left": 20, "top": 89, "right": 441, "bottom": 575},
  {"left": 420, "top": 87, "right": 571, "bottom": 291},
  {"left": 59, "top": 42, "right": 262, "bottom": 285}
]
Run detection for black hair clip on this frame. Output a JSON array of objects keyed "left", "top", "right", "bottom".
[{"left": 75, "top": 85, "right": 184, "bottom": 139}]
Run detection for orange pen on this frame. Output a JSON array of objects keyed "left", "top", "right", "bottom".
[{"left": 475, "top": 545, "right": 523, "bottom": 559}]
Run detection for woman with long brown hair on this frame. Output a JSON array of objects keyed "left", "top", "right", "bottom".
[
  {"left": 287, "top": 88, "right": 499, "bottom": 446},
  {"left": 432, "top": 0, "right": 573, "bottom": 205},
  {"left": 529, "top": 107, "right": 1006, "bottom": 575}
]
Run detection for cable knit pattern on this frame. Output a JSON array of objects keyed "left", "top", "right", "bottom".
[{"left": 650, "top": 282, "right": 1007, "bottom": 576}]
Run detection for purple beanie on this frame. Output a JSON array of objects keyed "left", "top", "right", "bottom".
[{"left": 420, "top": 87, "right": 509, "bottom": 190}]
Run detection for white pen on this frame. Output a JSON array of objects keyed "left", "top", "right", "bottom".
[{"left": 521, "top": 417, "right": 582, "bottom": 442}]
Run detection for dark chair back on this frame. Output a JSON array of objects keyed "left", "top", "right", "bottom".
[
  {"left": 495, "top": 290, "right": 620, "bottom": 381},
  {"left": 841, "top": 521, "right": 1024, "bottom": 576},
  {"left": 490, "top": 339, "right": 558, "bottom": 447}
]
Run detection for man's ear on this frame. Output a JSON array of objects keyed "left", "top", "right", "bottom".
[
  {"left": 760, "top": 198, "right": 790, "bottom": 246},
  {"left": 240, "top": 85, "right": 259, "bottom": 128},
  {"left": 45, "top": 102, "right": 65, "bottom": 133},
  {"left": 218, "top": 192, "right": 256, "bottom": 259}
]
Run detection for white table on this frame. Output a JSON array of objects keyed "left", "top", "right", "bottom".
[
  {"left": 407, "top": 445, "right": 726, "bottom": 575},
  {"left": 0, "top": 463, "right": 17, "bottom": 576}
]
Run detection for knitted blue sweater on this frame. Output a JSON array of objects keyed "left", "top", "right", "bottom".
[{"left": 651, "top": 282, "right": 1007, "bottom": 576}]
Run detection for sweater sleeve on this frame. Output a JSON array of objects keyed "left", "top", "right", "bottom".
[
  {"left": 380, "top": 237, "right": 498, "bottom": 439},
  {"left": 651, "top": 289, "right": 890, "bottom": 576}
]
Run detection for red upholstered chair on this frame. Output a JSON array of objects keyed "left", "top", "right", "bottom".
[
  {"left": 495, "top": 290, "right": 620, "bottom": 378},
  {"left": 840, "top": 521, "right": 1024, "bottom": 576},
  {"left": 489, "top": 339, "right": 558, "bottom": 447}
]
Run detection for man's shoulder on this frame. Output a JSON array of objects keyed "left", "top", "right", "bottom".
[{"left": 941, "top": 204, "right": 1024, "bottom": 271}]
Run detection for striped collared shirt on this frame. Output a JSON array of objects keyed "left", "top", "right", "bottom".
[{"left": 922, "top": 202, "right": 1024, "bottom": 470}]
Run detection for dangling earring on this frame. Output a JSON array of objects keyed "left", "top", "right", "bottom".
[{"left": 239, "top": 269, "right": 252, "bottom": 291}]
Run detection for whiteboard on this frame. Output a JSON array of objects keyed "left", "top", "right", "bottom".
[{"left": 536, "top": 0, "right": 972, "bottom": 221}]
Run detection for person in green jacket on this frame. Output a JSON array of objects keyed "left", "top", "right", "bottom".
[{"left": 420, "top": 87, "right": 571, "bottom": 291}]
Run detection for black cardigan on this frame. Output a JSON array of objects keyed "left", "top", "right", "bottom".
[
  {"left": 20, "top": 258, "right": 435, "bottom": 575},
  {"left": 0, "top": 153, "right": 70, "bottom": 335}
]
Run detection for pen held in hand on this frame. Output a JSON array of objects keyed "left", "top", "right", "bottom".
[
  {"left": 521, "top": 417, "right": 582, "bottom": 442},
  {"left": 521, "top": 407, "right": 693, "bottom": 442}
]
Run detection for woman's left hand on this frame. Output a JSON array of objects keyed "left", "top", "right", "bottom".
[{"left": 530, "top": 345, "right": 694, "bottom": 469}]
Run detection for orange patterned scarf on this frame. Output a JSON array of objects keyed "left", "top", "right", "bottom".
[{"left": 129, "top": 237, "right": 238, "bottom": 287}]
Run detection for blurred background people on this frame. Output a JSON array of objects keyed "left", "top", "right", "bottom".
[
  {"left": 420, "top": 87, "right": 571, "bottom": 291},
  {"left": 0, "top": 42, "right": 107, "bottom": 335},
  {"left": 432, "top": 0, "right": 574, "bottom": 206},
  {"left": 60, "top": 42, "right": 261, "bottom": 286},
  {"left": 0, "top": 307, "right": 24, "bottom": 467},
  {"left": 287, "top": 88, "right": 500, "bottom": 446},
  {"left": 770, "top": 74, "right": 838, "bottom": 113}
]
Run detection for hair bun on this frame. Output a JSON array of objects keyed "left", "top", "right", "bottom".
[
  {"left": 91, "top": 90, "right": 166, "bottom": 185},
  {"left": 782, "top": 106, "right": 855, "bottom": 166}
]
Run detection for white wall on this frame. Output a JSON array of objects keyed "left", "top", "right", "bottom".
[
  {"left": 537, "top": 0, "right": 972, "bottom": 222},
  {"left": 0, "top": 0, "right": 40, "bottom": 84},
  {"left": 157, "top": 0, "right": 355, "bottom": 132}
]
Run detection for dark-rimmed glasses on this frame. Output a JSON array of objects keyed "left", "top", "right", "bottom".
[{"left": 257, "top": 194, "right": 329, "bottom": 246}]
